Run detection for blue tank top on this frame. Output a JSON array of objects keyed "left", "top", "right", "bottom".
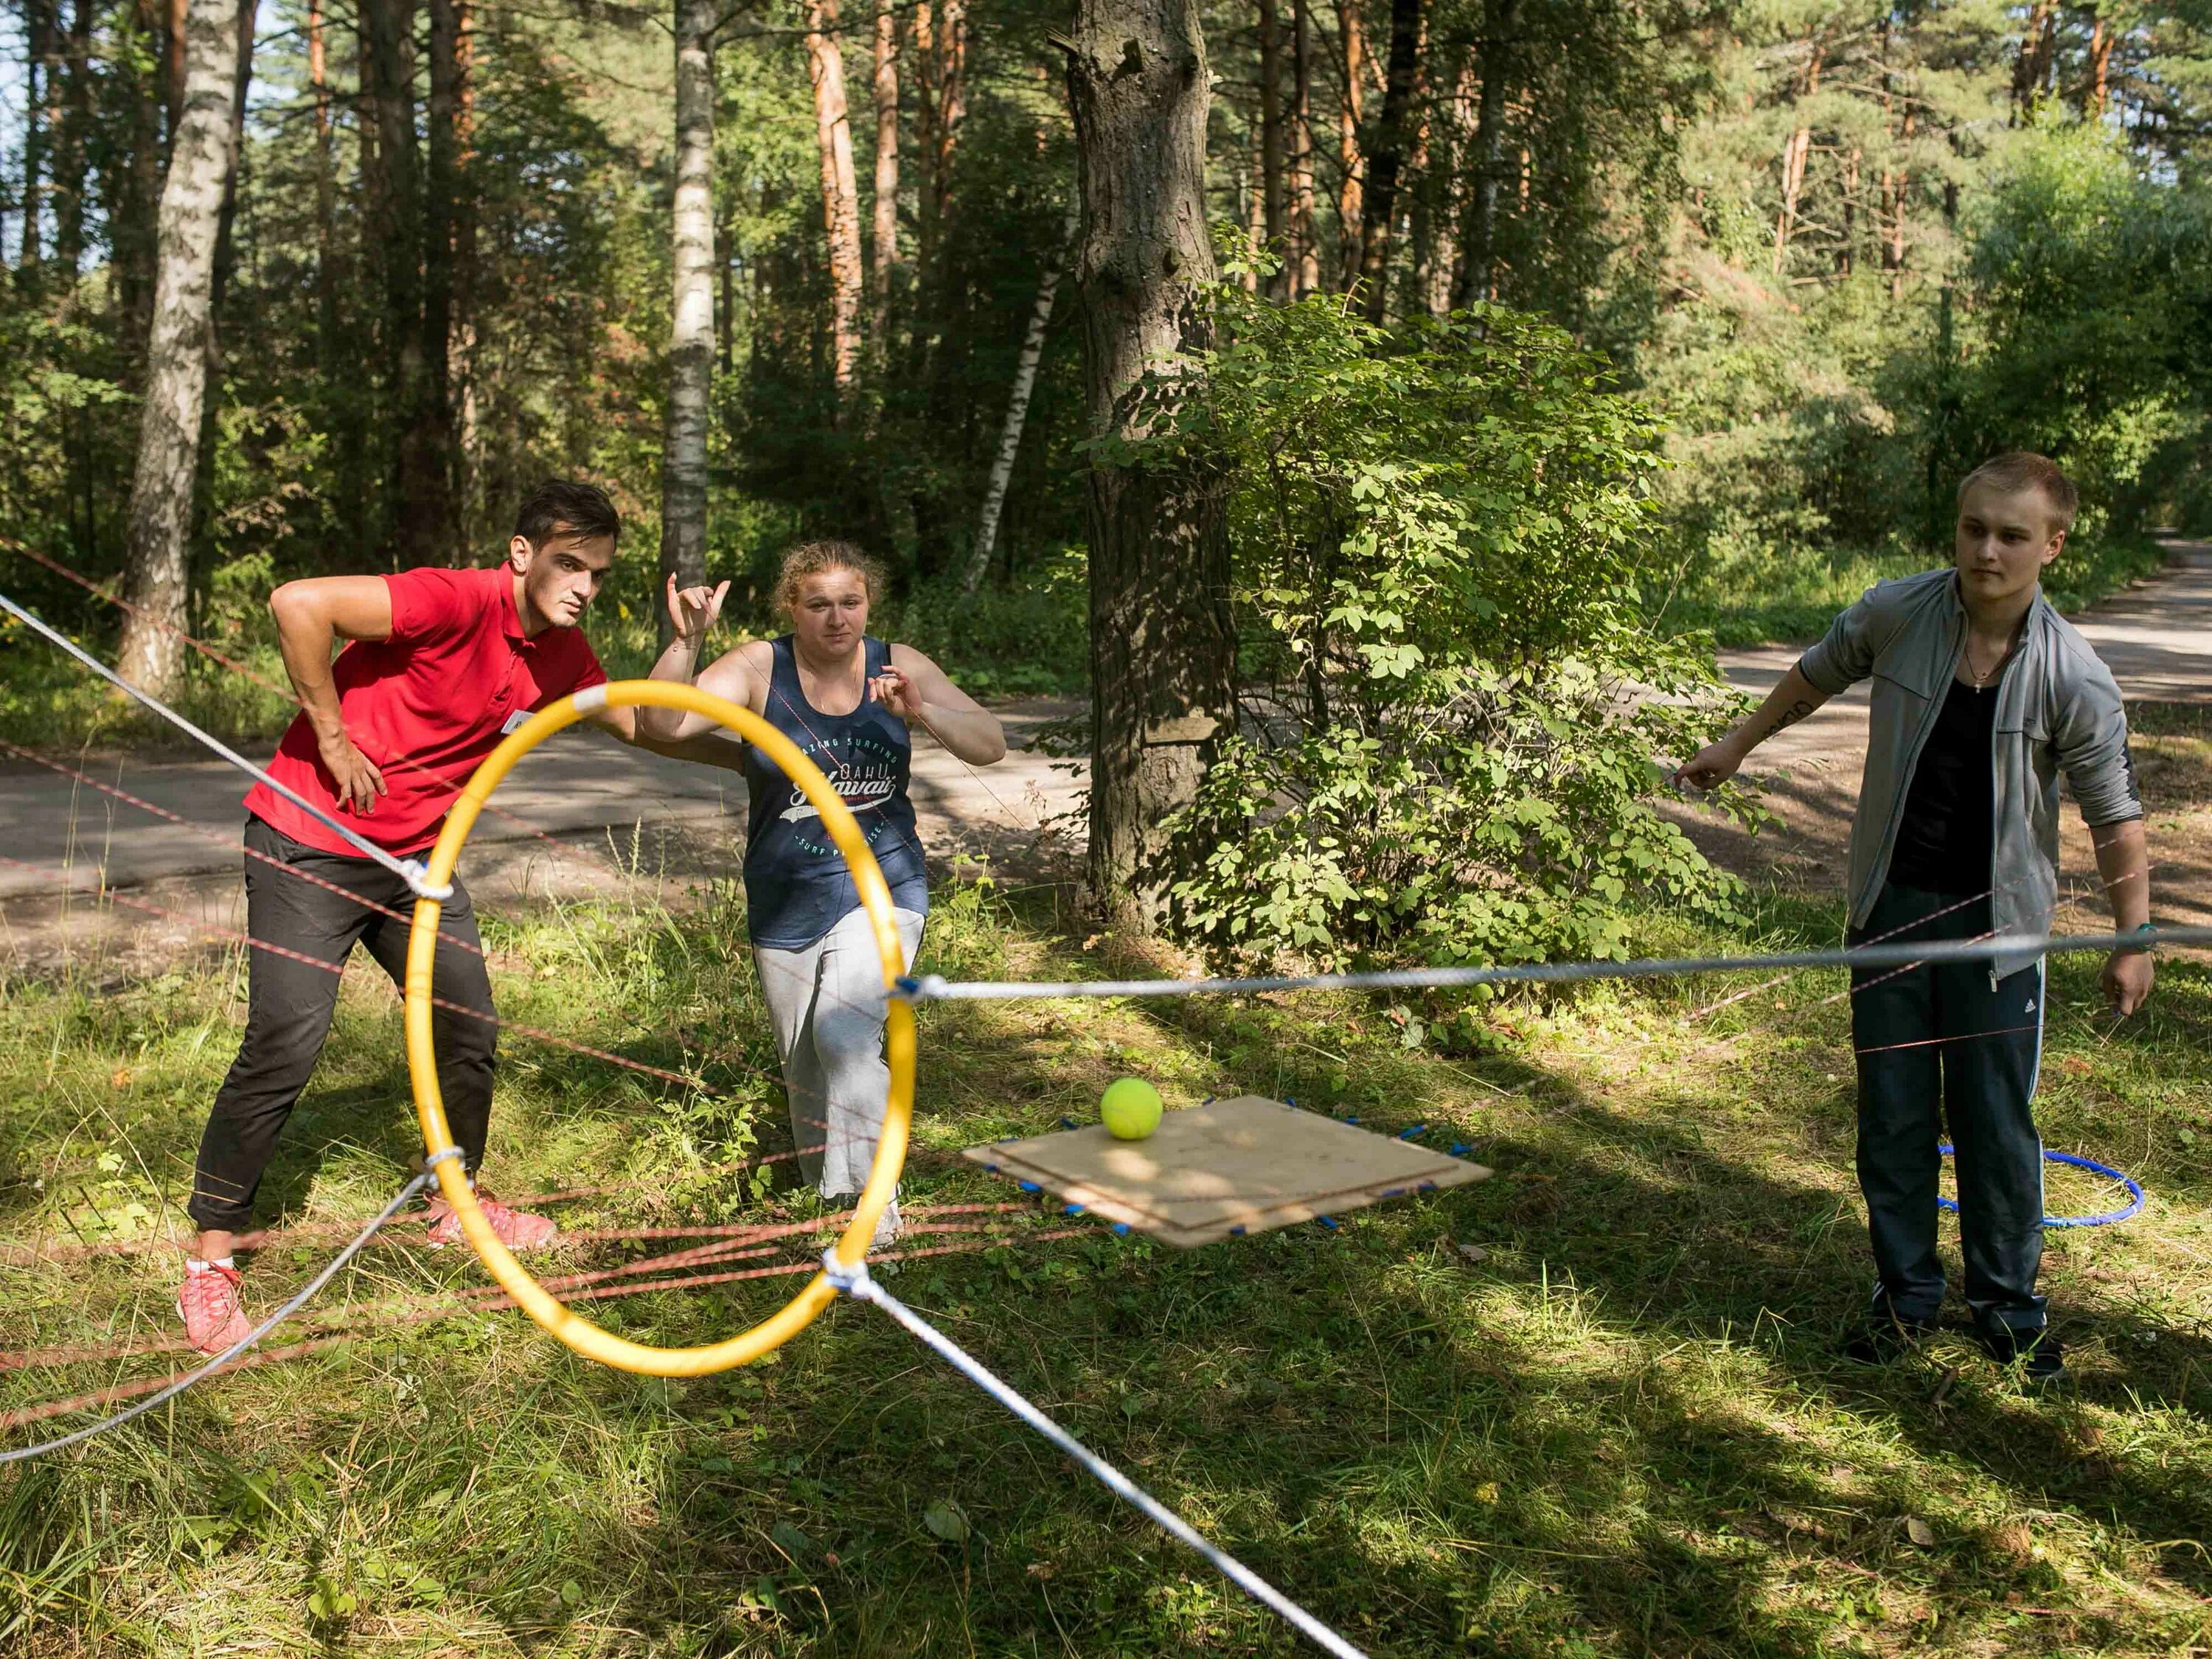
[{"left": 742, "top": 636, "right": 929, "bottom": 948}]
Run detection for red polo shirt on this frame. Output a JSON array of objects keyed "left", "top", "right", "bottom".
[{"left": 245, "top": 566, "right": 608, "bottom": 858}]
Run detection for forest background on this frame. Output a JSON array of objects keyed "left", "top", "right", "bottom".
[
  {"left": 7, "top": 0, "right": 2212, "bottom": 660},
  {"left": 4, "top": 0, "right": 2212, "bottom": 957}
]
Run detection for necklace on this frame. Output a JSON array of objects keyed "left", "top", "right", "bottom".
[{"left": 1962, "top": 634, "right": 2011, "bottom": 689}]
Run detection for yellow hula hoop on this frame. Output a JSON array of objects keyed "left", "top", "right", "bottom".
[{"left": 403, "top": 679, "right": 917, "bottom": 1377}]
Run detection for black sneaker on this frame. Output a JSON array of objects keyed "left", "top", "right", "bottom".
[
  {"left": 1981, "top": 1324, "right": 2064, "bottom": 1384},
  {"left": 1839, "top": 1311, "right": 1937, "bottom": 1366}
]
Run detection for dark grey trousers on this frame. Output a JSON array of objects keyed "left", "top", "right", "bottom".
[
  {"left": 188, "top": 816, "right": 497, "bottom": 1232},
  {"left": 1849, "top": 883, "right": 2047, "bottom": 1335}
]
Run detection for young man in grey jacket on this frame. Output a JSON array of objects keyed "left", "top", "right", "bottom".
[{"left": 1679, "top": 452, "right": 2154, "bottom": 1382}]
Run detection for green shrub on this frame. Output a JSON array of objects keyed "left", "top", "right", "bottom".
[
  {"left": 889, "top": 547, "right": 1088, "bottom": 698},
  {"left": 1119, "top": 271, "right": 1757, "bottom": 971}
]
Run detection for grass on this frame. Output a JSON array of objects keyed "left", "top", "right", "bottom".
[{"left": 3, "top": 801, "right": 2211, "bottom": 1656}]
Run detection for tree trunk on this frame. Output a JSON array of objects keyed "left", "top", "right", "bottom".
[
  {"left": 1888, "top": 108, "right": 1913, "bottom": 299},
  {"left": 661, "top": 0, "right": 716, "bottom": 640},
  {"left": 1420, "top": 60, "right": 1472, "bottom": 314},
  {"left": 117, "top": 0, "right": 166, "bottom": 341},
  {"left": 965, "top": 201, "right": 1077, "bottom": 591},
  {"left": 21, "top": 0, "right": 49, "bottom": 269},
  {"left": 455, "top": 0, "right": 481, "bottom": 535},
  {"left": 207, "top": 0, "right": 253, "bottom": 327},
  {"left": 361, "top": 0, "right": 434, "bottom": 553},
  {"left": 1242, "top": 130, "right": 1265, "bottom": 286},
  {"left": 1335, "top": 0, "right": 1365, "bottom": 288},
  {"left": 1258, "top": 0, "right": 1285, "bottom": 288},
  {"left": 869, "top": 0, "right": 900, "bottom": 341},
  {"left": 1837, "top": 143, "right": 1860, "bottom": 274},
  {"left": 807, "top": 0, "right": 866, "bottom": 394},
  {"left": 118, "top": 0, "right": 243, "bottom": 697},
  {"left": 913, "top": 0, "right": 966, "bottom": 266},
  {"left": 308, "top": 0, "right": 338, "bottom": 344},
  {"left": 1773, "top": 39, "right": 1823, "bottom": 276},
  {"left": 1404, "top": 18, "right": 1439, "bottom": 313},
  {"left": 2087, "top": 15, "right": 2112, "bottom": 114},
  {"left": 1065, "top": 0, "right": 1236, "bottom": 928},
  {"left": 57, "top": 0, "right": 90, "bottom": 272},
  {"left": 167, "top": 0, "right": 187, "bottom": 141},
  {"left": 2011, "top": 0, "right": 2054, "bottom": 116},
  {"left": 1354, "top": 0, "right": 1419, "bottom": 321},
  {"left": 420, "top": 0, "right": 462, "bottom": 553},
  {"left": 195, "top": 0, "right": 253, "bottom": 570},
  {"left": 1290, "top": 0, "right": 1317, "bottom": 295},
  {"left": 933, "top": 0, "right": 965, "bottom": 222},
  {"left": 913, "top": 1, "right": 939, "bottom": 267}
]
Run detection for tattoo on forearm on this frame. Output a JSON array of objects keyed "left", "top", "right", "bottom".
[{"left": 1756, "top": 699, "right": 1815, "bottom": 743}]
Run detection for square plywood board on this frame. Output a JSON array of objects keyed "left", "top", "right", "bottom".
[{"left": 961, "top": 1095, "right": 1492, "bottom": 1248}]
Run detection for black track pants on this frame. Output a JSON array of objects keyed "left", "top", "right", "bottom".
[
  {"left": 1849, "top": 883, "right": 2047, "bottom": 1335},
  {"left": 188, "top": 816, "right": 497, "bottom": 1232}
]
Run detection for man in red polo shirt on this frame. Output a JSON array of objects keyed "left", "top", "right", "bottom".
[{"left": 178, "top": 480, "right": 741, "bottom": 1352}]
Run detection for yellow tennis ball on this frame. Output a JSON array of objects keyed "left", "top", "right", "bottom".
[{"left": 1100, "top": 1077, "right": 1164, "bottom": 1141}]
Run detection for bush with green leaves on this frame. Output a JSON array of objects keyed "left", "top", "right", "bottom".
[
  {"left": 1946, "top": 122, "right": 2212, "bottom": 537},
  {"left": 1119, "top": 274, "right": 1756, "bottom": 973}
]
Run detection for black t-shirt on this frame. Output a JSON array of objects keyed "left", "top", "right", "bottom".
[{"left": 1887, "top": 675, "right": 2000, "bottom": 894}]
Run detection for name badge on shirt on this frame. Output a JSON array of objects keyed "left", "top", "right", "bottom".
[{"left": 500, "top": 710, "right": 532, "bottom": 736}]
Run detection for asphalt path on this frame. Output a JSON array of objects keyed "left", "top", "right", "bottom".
[{"left": 0, "top": 699, "right": 1088, "bottom": 903}]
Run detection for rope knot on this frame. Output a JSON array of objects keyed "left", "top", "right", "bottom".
[
  {"left": 402, "top": 860, "right": 456, "bottom": 902},
  {"left": 820, "top": 1247, "right": 874, "bottom": 1299}
]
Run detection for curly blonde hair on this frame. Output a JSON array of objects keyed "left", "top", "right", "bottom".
[{"left": 775, "top": 540, "right": 885, "bottom": 617}]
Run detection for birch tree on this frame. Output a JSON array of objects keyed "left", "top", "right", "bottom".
[
  {"left": 661, "top": 0, "right": 715, "bottom": 636},
  {"left": 116, "top": 0, "right": 242, "bottom": 695},
  {"left": 1452, "top": 0, "right": 1516, "bottom": 307},
  {"left": 964, "top": 202, "right": 1077, "bottom": 591}
]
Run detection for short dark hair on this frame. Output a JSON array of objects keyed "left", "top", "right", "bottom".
[
  {"left": 1958, "top": 452, "right": 2078, "bottom": 534},
  {"left": 514, "top": 479, "right": 621, "bottom": 549}
]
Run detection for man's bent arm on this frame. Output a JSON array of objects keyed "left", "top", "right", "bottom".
[
  {"left": 585, "top": 706, "right": 749, "bottom": 773},
  {"left": 269, "top": 576, "right": 395, "bottom": 813}
]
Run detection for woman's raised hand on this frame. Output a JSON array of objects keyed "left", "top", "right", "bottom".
[
  {"left": 665, "top": 574, "right": 731, "bottom": 647},
  {"left": 868, "top": 665, "right": 927, "bottom": 720}
]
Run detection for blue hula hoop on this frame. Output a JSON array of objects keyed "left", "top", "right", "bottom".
[{"left": 1935, "top": 1143, "right": 2146, "bottom": 1228}]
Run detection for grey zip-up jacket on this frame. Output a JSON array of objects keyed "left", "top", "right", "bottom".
[{"left": 1797, "top": 568, "right": 2141, "bottom": 979}]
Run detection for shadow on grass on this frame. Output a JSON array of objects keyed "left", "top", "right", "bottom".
[
  {"left": 9, "top": 905, "right": 2208, "bottom": 1657},
  {"left": 490, "top": 1018, "right": 2211, "bottom": 1656}
]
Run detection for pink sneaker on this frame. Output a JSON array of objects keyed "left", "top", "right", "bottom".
[
  {"left": 425, "top": 1195, "right": 559, "bottom": 1252},
  {"left": 176, "top": 1264, "right": 253, "bottom": 1354}
]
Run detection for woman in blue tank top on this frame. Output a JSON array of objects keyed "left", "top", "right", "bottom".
[{"left": 639, "top": 542, "right": 1007, "bottom": 1247}]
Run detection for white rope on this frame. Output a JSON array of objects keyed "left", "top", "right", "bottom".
[
  {"left": 818, "top": 1250, "right": 1370, "bottom": 1659},
  {"left": 0, "top": 1166, "right": 446, "bottom": 1464},
  {"left": 897, "top": 922, "right": 2200, "bottom": 1005},
  {"left": 0, "top": 591, "right": 452, "bottom": 900}
]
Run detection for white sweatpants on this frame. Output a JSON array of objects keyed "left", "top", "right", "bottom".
[{"left": 755, "top": 905, "right": 925, "bottom": 1199}]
